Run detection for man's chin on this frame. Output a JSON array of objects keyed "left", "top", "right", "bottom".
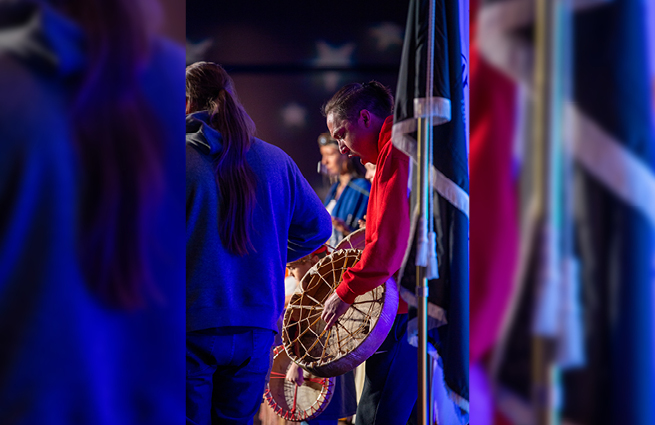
[{"left": 347, "top": 151, "right": 373, "bottom": 165}]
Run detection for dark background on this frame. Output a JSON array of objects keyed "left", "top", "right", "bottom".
[{"left": 186, "top": 0, "right": 409, "bottom": 198}]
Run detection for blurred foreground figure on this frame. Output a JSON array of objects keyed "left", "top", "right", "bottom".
[
  {"left": 467, "top": 0, "right": 519, "bottom": 424},
  {"left": 185, "top": 62, "right": 331, "bottom": 425},
  {"left": 0, "top": 0, "right": 186, "bottom": 424}
]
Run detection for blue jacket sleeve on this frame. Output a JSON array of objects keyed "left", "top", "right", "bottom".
[{"left": 286, "top": 160, "right": 332, "bottom": 263}]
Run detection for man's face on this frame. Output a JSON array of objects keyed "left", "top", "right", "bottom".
[{"left": 326, "top": 111, "right": 378, "bottom": 165}]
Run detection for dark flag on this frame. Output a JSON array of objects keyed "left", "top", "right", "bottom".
[
  {"left": 478, "top": 0, "right": 655, "bottom": 424},
  {"left": 392, "top": 0, "right": 470, "bottom": 421}
]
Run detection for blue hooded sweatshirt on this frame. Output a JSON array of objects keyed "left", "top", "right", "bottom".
[
  {"left": 186, "top": 111, "right": 332, "bottom": 333},
  {"left": 0, "top": 2, "right": 186, "bottom": 424}
]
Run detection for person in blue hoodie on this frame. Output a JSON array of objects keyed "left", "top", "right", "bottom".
[{"left": 185, "top": 61, "right": 332, "bottom": 425}]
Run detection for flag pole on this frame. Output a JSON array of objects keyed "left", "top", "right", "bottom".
[
  {"left": 532, "top": 0, "right": 553, "bottom": 419},
  {"left": 532, "top": 0, "right": 566, "bottom": 423},
  {"left": 417, "top": 0, "right": 436, "bottom": 423},
  {"left": 417, "top": 116, "right": 430, "bottom": 425}
]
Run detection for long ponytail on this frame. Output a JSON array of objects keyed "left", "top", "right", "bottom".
[{"left": 186, "top": 62, "right": 258, "bottom": 256}]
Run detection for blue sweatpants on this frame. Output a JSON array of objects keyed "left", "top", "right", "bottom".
[{"left": 186, "top": 327, "right": 275, "bottom": 425}]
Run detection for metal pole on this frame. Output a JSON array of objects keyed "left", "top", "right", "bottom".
[
  {"left": 532, "top": 0, "right": 567, "bottom": 423},
  {"left": 417, "top": 118, "right": 430, "bottom": 425},
  {"left": 532, "top": 0, "right": 553, "bottom": 415},
  {"left": 418, "top": 0, "right": 436, "bottom": 423}
]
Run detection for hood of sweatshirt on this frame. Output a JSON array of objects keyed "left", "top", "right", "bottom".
[{"left": 186, "top": 110, "right": 224, "bottom": 156}]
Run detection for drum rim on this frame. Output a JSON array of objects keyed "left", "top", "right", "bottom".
[
  {"left": 264, "top": 344, "right": 336, "bottom": 421},
  {"left": 334, "top": 228, "right": 366, "bottom": 251}
]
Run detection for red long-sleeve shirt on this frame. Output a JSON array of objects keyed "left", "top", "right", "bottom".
[{"left": 335, "top": 116, "right": 410, "bottom": 314}]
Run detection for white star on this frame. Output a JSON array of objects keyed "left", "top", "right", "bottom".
[
  {"left": 369, "top": 22, "right": 403, "bottom": 51},
  {"left": 314, "top": 41, "right": 355, "bottom": 67},
  {"left": 281, "top": 103, "right": 307, "bottom": 128},
  {"left": 186, "top": 38, "right": 213, "bottom": 65},
  {"left": 313, "top": 41, "right": 355, "bottom": 92}
]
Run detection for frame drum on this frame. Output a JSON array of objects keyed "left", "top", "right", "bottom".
[{"left": 282, "top": 249, "right": 398, "bottom": 377}]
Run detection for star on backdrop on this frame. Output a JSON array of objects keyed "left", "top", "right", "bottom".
[
  {"left": 314, "top": 41, "right": 355, "bottom": 67},
  {"left": 186, "top": 38, "right": 213, "bottom": 65},
  {"left": 313, "top": 41, "right": 355, "bottom": 92},
  {"left": 369, "top": 22, "right": 403, "bottom": 51}
]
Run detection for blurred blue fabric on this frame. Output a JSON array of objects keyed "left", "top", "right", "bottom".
[{"left": 0, "top": 2, "right": 185, "bottom": 424}]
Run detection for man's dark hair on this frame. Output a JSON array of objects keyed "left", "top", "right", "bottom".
[{"left": 321, "top": 81, "right": 394, "bottom": 122}]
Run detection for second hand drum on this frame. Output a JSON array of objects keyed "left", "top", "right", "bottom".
[
  {"left": 282, "top": 247, "right": 398, "bottom": 377},
  {"left": 333, "top": 227, "right": 366, "bottom": 251},
  {"left": 264, "top": 345, "right": 335, "bottom": 422}
]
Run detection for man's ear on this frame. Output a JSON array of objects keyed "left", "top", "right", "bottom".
[
  {"left": 311, "top": 255, "right": 320, "bottom": 265},
  {"left": 360, "top": 109, "right": 371, "bottom": 127}
]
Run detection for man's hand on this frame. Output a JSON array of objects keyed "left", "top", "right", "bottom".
[
  {"left": 321, "top": 291, "right": 351, "bottom": 329},
  {"left": 285, "top": 362, "right": 305, "bottom": 386},
  {"left": 357, "top": 214, "right": 367, "bottom": 229}
]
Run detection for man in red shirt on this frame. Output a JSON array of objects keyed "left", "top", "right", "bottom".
[{"left": 321, "top": 81, "right": 417, "bottom": 424}]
